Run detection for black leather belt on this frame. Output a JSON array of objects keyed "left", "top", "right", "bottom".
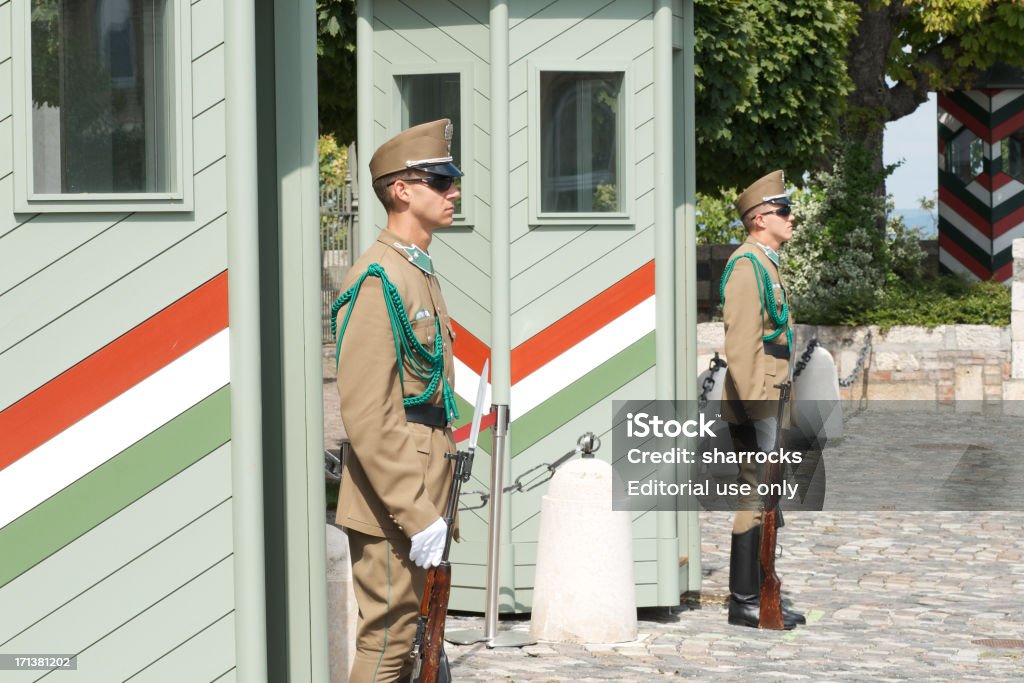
[
  {"left": 405, "top": 404, "right": 447, "bottom": 428},
  {"left": 763, "top": 342, "right": 790, "bottom": 359}
]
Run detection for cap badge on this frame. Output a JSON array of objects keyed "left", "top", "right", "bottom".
[{"left": 444, "top": 122, "right": 454, "bottom": 155}]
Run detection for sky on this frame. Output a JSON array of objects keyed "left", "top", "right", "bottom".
[{"left": 883, "top": 92, "right": 938, "bottom": 210}]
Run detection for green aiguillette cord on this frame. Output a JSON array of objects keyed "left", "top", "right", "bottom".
[
  {"left": 720, "top": 253, "right": 793, "bottom": 351},
  {"left": 330, "top": 263, "right": 459, "bottom": 421}
]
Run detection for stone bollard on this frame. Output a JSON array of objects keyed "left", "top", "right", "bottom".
[
  {"left": 326, "top": 523, "right": 359, "bottom": 683},
  {"left": 531, "top": 436, "right": 637, "bottom": 643}
]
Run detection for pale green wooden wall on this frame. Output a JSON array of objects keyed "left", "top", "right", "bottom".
[
  {"left": 0, "top": 0, "right": 237, "bottom": 678},
  {"left": 367, "top": 0, "right": 693, "bottom": 612}
]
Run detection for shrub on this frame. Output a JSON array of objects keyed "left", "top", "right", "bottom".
[
  {"left": 841, "top": 275, "right": 1010, "bottom": 329},
  {"left": 782, "top": 142, "right": 923, "bottom": 324}
]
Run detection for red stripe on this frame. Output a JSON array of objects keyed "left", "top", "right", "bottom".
[
  {"left": 939, "top": 186, "right": 992, "bottom": 237},
  {"left": 992, "top": 172, "right": 1015, "bottom": 192},
  {"left": 453, "top": 409, "right": 497, "bottom": 444},
  {"left": 510, "top": 261, "right": 655, "bottom": 384},
  {"left": 994, "top": 261, "right": 1013, "bottom": 283},
  {"left": 939, "top": 234, "right": 991, "bottom": 281},
  {"left": 451, "top": 320, "right": 489, "bottom": 374},
  {"left": 0, "top": 272, "right": 229, "bottom": 472},
  {"left": 939, "top": 96, "right": 991, "bottom": 142},
  {"left": 975, "top": 172, "right": 993, "bottom": 192},
  {"left": 995, "top": 202, "right": 1024, "bottom": 237},
  {"left": 993, "top": 110, "right": 1024, "bottom": 143}
]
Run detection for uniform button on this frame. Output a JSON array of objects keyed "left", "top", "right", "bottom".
[{"left": 427, "top": 335, "right": 434, "bottom": 343}]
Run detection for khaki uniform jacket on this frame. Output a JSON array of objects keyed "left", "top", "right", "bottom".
[
  {"left": 721, "top": 236, "right": 792, "bottom": 423},
  {"left": 334, "top": 229, "right": 457, "bottom": 540}
]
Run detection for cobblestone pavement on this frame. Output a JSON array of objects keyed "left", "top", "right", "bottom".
[
  {"left": 323, "top": 349, "right": 1024, "bottom": 680},
  {"left": 445, "top": 509, "right": 1024, "bottom": 682}
]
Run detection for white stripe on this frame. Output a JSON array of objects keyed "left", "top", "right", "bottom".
[
  {"left": 993, "top": 178, "right": 1024, "bottom": 208},
  {"left": 992, "top": 90, "right": 1024, "bottom": 112},
  {"left": 453, "top": 356, "right": 491, "bottom": 424},
  {"left": 964, "top": 179, "right": 991, "bottom": 205},
  {"left": 511, "top": 296, "right": 656, "bottom": 416},
  {"left": 0, "top": 330, "right": 231, "bottom": 529},
  {"left": 994, "top": 223, "right": 1024, "bottom": 255},
  {"left": 938, "top": 249, "right": 980, "bottom": 282},
  {"left": 963, "top": 91, "right": 990, "bottom": 111},
  {"left": 939, "top": 204, "right": 991, "bottom": 251}
]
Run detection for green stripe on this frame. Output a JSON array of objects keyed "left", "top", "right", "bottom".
[
  {"left": 938, "top": 120, "right": 960, "bottom": 141},
  {"left": 946, "top": 91, "right": 991, "bottom": 130},
  {"left": 510, "top": 332, "right": 655, "bottom": 456},
  {"left": 939, "top": 169, "right": 993, "bottom": 219},
  {"left": 993, "top": 188, "right": 1024, "bottom": 223},
  {"left": 939, "top": 217, "right": 993, "bottom": 270},
  {"left": 991, "top": 92, "right": 1024, "bottom": 128},
  {"left": 0, "top": 386, "right": 231, "bottom": 588}
]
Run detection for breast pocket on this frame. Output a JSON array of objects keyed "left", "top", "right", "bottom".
[
  {"left": 410, "top": 316, "right": 437, "bottom": 351},
  {"left": 764, "top": 354, "right": 777, "bottom": 377}
]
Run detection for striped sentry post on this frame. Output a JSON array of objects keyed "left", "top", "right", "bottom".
[{"left": 938, "top": 82, "right": 1024, "bottom": 282}]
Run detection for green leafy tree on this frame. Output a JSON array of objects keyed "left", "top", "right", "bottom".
[
  {"left": 317, "top": 0, "right": 357, "bottom": 144},
  {"left": 846, "top": 0, "right": 1024, "bottom": 188},
  {"left": 782, "top": 142, "right": 923, "bottom": 324},
  {"left": 694, "top": 0, "right": 859, "bottom": 193},
  {"left": 695, "top": 189, "right": 745, "bottom": 244}
]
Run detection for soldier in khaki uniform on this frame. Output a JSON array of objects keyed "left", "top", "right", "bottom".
[
  {"left": 720, "top": 170, "right": 805, "bottom": 629},
  {"left": 333, "top": 119, "right": 462, "bottom": 681}
]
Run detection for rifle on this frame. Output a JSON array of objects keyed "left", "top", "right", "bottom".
[
  {"left": 411, "top": 360, "right": 488, "bottom": 683},
  {"left": 758, "top": 378, "right": 791, "bottom": 630}
]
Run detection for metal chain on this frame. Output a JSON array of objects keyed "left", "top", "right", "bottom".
[
  {"left": 838, "top": 330, "right": 873, "bottom": 387},
  {"left": 791, "top": 337, "right": 819, "bottom": 380},
  {"left": 697, "top": 352, "right": 727, "bottom": 410},
  {"left": 459, "top": 433, "right": 601, "bottom": 511}
]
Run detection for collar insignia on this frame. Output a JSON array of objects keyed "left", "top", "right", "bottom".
[
  {"left": 396, "top": 242, "right": 433, "bottom": 274},
  {"left": 755, "top": 241, "right": 780, "bottom": 267}
]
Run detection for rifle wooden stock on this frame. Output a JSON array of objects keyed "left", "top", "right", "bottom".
[
  {"left": 758, "top": 506, "right": 784, "bottom": 630},
  {"left": 411, "top": 448, "right": 471, "bottom": 683},
  {"left": 758, "top": 381, "right": 791, "bottom": 630},
  {"left": 413, "top": 562, "right": 452, "bottom": 683}
]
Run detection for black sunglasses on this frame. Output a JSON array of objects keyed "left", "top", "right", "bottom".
[
  {"left": 758, "top": 205, "right": 792, "bottom": 218},
  {"left": 388, "top": 175, "right": 456, "bottom": 192}
]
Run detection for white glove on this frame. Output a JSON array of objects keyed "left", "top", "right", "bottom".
[
  {"left": 754, "top": 416, "right": 778, "bottom": 453},
  {"left": 409, "top": 517, "right": 447, "bottom": 569}
]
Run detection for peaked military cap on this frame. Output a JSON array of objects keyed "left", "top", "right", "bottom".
[
  {"left": 736, "top": 170, "right": 792, "bottom": 219},
  {"left": 369, "top": 119, "right": 464, "bottom": 181}
]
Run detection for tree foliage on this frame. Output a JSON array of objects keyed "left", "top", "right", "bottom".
[
  {"left": 693, "top": 0, "right": 859, "bottom": 193},
  {"left": 317, "top": 0, "right": 357, "bottom": 144}
]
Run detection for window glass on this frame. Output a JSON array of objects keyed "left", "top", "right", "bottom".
[
  {"left": 397, "top": 72, "right": 462, "bottom": 169},
  {"left": 30, "top": 0, "right": 176, "bottom": 194},
  {"left": 397, "top": 72, "right": 461, "bottom": 212},
  {"left": 1000, "top": 128, "right": 1024, "bottom": 182},
  {"left": 945, "top": 129, "right": 984, "bottom": 184},
  {"left": 540, "top": 71, "right": 622, "bottom": 213}
]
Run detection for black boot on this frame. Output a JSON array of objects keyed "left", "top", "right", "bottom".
[{"left": 727, "top": 526, "right": 800, "bottom": 629}]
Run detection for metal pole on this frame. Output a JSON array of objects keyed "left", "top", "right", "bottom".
[{"left": 484, "top": 404, "right": 509, "bottom": 639}]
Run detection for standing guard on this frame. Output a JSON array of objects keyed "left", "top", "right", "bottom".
[
  {"left": 720, "top": 170, "right": 806, "bottom": 630},
  {"left": 332, "top": 119, "right": 463, "bottom": 681}
]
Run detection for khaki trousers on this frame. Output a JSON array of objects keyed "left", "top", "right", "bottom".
[{"left": 347, "top": 529, "right": 427, "bottom": 682}]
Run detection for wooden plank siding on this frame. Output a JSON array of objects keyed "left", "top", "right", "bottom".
[
  {"left": 0, "top": 0, "right": 237, "bottom": 675},
  {"left": 369, "top": 0, "right": 675, "bottom": 611},
  {"left": 372, "top": 0, "right": 493, "bottom": 343}
]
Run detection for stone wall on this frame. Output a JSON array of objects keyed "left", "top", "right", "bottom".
[{"left": 696, "top": 240, "right": 1024, "bottom": 411}]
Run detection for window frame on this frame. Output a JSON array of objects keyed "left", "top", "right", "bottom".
[
  {"left": 388, "top": 62, "right": 475, "bottom": 227},
  {"left": 11, "top": 0, "right": 193, "bottom": 213},
  {"left": 529, "top": 62, "right": 634, "bottom": 227}
]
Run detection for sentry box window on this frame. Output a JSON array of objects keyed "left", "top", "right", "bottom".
[
  {"left": 530, "top": 66, "right": 632, "bottom": 226},
  {"left": 393, "top": 67, "right": 474, "bottom": 224},
  {"left": 14, "top": 0, "right": 192, "bottom": 212}
]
